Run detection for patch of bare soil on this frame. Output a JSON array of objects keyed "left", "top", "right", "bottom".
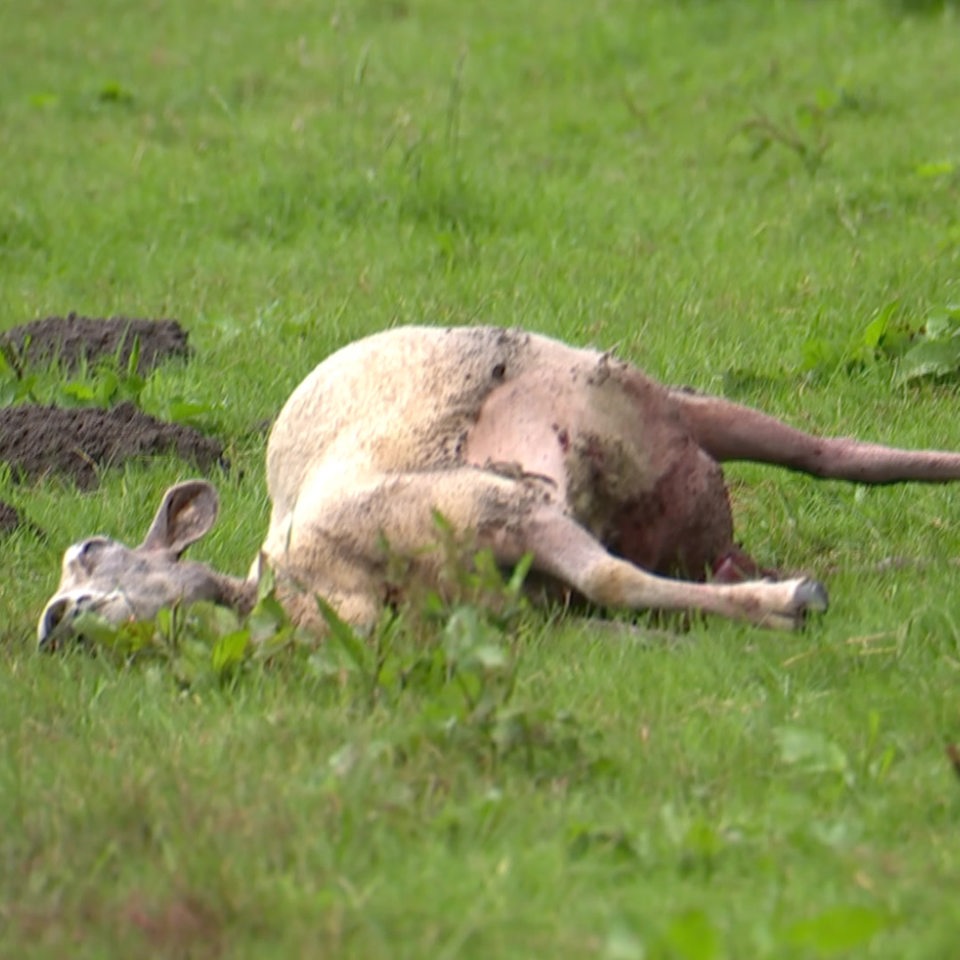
[
  {"left": 125, "top": 891, "right": 225, "bottom": 960},
  {"left": 1, "top": 313, "right": 189, "bottom": 373},
  {"left": 0, "top": 500, "right": 19, "bottom": 535},
  {"left": 0, "top": 403, "right": 224, "bottom": 489}
]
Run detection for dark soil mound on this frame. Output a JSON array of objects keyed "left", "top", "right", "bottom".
[
  {"left": 1, "top": 314, "right": 189, "bottom": 374},
  {"left": 0, "top": 403, "right": 224, "bottom": 489},
  {"left": 0, "top": 501, "right": 19, "bottom": 535}
]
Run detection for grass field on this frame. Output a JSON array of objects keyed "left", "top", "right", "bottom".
[{"left": 3, "top": 0, "right": 960, "bottom": 956}]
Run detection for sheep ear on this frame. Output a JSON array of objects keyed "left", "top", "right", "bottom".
[{"left": 139, "top": 481, "right": 219, "bottom": 557}]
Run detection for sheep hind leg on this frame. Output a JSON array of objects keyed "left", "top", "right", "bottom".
[
  {"left": 670, "top": 389, "right": 960, "bottom": 484},
  {"left": 519, "top": 505, "right": 828, "bottom": 630}
]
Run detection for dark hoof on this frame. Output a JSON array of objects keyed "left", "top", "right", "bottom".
[{"left": 796, "top": 578, "right": 829, "bottom": 615}]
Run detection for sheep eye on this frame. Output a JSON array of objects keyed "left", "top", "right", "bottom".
[{"left": 76, "top": 538, "right": 110, "bottom": 569}]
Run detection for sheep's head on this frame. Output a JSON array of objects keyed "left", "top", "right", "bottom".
[{"left": 38, "top": 480, "right": 253, "bottom": 649}]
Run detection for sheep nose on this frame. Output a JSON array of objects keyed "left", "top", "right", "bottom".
[{"left": 37, "top": 595, "right": 91, "bottom": 650}]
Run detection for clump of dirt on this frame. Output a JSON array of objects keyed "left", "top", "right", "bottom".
[
  {"left": 0, "top": 501, "right": 19, "bottom": 535},
  {"left": 1, "top": 313, "right": 190, "bottom": 374},
  {"left": 124, "top": 891, "right": 226, "bottom": 959},
  {"left": 0, "top": 403, "right": 224, "bottom": 489}
]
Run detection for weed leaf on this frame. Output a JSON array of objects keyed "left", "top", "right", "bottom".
[
  {"left": 662, "top": 908, "right": 720, "bottom": 960},
  {"left": 774, "top": 726, "right": 850, "bottom": 778},
  {"left": 784, "top": 904, "right": 890, "bottom": 955},
  {"left": 896, "top": 339, "right": 960, "bottom": 385},
  {"left": 603, "top": 923, "right": 646, "bottom": 960},
  {"left": 211, "top": 629, "right": 250, "bottom": 675},
  {"left": 316, "top": 595, "right": 371, "bottom": 675}
]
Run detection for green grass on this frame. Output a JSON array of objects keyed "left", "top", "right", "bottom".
[{"left": 3, "top": 0, "right": 960, "bottom": 956}]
